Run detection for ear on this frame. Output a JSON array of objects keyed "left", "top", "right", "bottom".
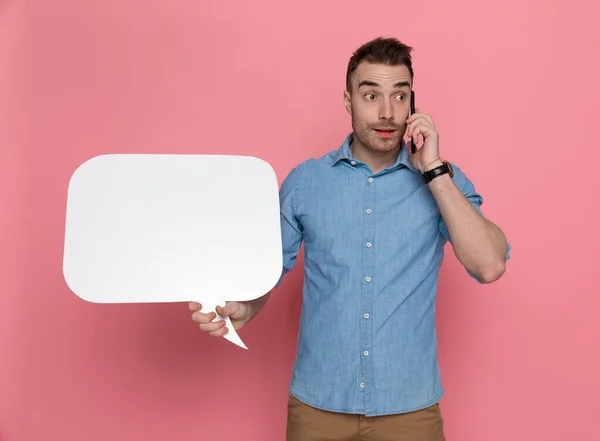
[{"left": 343, "top": 90, "right": 352, "bottom": 115}]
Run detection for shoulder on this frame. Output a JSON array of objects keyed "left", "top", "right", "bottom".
[
  {"left": 279, "top": 151, "right": 339, "bottom": 210},
  {"left": 282, "top": 148, "right": 339, "bottom": 181}
]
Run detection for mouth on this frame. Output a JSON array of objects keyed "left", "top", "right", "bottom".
[{"left": 373, "top": 128, "right": 397, "bottom": 137}]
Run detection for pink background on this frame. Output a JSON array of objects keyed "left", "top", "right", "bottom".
[{"left": 1, "top": 0, "right": 599, "bottom": 440}]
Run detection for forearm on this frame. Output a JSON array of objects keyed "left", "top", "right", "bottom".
[{"left": 427, "top": 170, "right": 508, "bottom": 283}]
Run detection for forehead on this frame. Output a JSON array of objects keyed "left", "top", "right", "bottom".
[{"left": 352, "top": 62, "right": 412, "bottom": 89}]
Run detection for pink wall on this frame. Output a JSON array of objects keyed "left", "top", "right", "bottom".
[{"left": 1, "top": 0, "right": 599, "bottom": 440}]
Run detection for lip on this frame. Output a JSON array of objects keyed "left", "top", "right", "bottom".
[{"left": 373, "top": 128, "right": 397, "bottom": 137}]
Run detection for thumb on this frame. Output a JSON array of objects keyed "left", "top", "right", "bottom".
[
  {"left": 215, "top": 303, "right": 229, "bottom": 317},
  {"left": 216, "top": 302, "right": 239, "bottom": 317}
]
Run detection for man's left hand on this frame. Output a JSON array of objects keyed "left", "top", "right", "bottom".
[{"left": 406, "top": 108, "right": 442, "bottom": 172}]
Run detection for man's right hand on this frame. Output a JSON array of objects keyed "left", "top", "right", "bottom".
[{"left": 188, "top": 301, "right": 251, "bottom": 337}]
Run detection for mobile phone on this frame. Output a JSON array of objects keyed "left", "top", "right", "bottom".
[{"left": 410, "top": 90, "right": 416, "bottom": 154}]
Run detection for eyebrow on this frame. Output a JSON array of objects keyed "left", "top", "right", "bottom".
[{"left": 358, "top": 80, "right": 411, "bottom": 89}]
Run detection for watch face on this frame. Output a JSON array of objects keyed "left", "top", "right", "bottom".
[{"left": 445, "top": 161, "right": 454, "bottom": 178}]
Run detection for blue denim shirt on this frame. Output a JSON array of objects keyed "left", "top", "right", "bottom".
[{"left": 277, "top": 133, "right": 511, "bottom": 417}]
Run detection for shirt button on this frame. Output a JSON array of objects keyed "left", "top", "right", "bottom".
[
  {"left": 351, "top": 161, "right": 356, "bottom": 165},
  {"left": 360, "top": 382, "right": 365, "bottom": 388},
  {"left": 366, "top": 242, "right": 372, "bottom": 247},
  {"left": 368, "top": 177, "right": 373, "bottom": 182},
  {"left": 364, "top": 313, "right": 369, "bottom": 318},
  {"left": 366, "top": 209, "right": 372, "bottom": 214},
  {"left": 364, "top": 351, "right": 369, "bottom": 356},
  {"left": 365, "top": 276, "right": 371, "bottom": 282}
]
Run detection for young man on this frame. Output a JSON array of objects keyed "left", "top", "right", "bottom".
[{"left": 190, "top": 37, "right": 511, "bottom": 440}]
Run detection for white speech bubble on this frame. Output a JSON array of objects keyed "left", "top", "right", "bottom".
[{"left": 62, "top": 154, "right": 283, "bottom": 349}]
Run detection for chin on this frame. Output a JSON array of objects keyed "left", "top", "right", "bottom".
[{"left": 368, "top": 136, "right": 401, "bottom": 152}]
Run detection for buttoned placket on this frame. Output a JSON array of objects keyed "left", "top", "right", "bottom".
[{"left": 359, "top": 170, "right": 377, "bottom": 411}]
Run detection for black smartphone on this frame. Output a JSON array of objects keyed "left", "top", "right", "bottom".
[{"left": 410, "top": 90, "right": 416, "bottom": 154}]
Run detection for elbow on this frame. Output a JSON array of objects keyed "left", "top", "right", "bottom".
[{"left": 478, "top": 259, "right": 506, "bottom": 284}]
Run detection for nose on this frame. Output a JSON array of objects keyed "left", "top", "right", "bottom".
[{"left": 379, "top": 98, "right": 394, "bottom": 121}]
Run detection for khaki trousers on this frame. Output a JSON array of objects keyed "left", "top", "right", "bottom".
[{"left": 286, "top": 393, "right": 445, "bottom": 441}]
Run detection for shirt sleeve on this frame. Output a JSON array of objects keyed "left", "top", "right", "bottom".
[
  {"left": 274, "top": 164, "right": 304, "bottom": 288},
  {"left": 438, "top": 163, "right": 512, "bottom": 283}
]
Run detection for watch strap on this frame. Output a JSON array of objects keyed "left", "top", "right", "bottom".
[{"left": 422, "top": 162, "right": 451, "bottom": 184}]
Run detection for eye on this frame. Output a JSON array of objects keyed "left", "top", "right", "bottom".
[
  {"left": 364, "top": 93, "right": 376, "bottom": 101},
  {"left": 394, "top": 93, "right": 406, "bottom": 101}
]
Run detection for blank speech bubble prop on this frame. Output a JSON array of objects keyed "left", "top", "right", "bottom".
[{"left": 62, "top": 154, "right": 283, "bottom": 350}]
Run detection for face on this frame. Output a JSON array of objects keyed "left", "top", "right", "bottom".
[{"left": 344, "top": 62, "right": 412, "bottom": 154}]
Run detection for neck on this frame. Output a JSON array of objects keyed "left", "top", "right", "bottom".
[{"left": 350, "top": 138, "right": 401, "bottom": 174}]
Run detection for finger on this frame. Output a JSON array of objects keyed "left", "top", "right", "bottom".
[
  {"left": 407, "top": 118, "right": 428, "bottom": 138},
  {"left": 191, "top": 310, "right": 217, "bottom": 324},
  {"left": 407, "top": 109, "right": 422, "bottom": 123},
  {"left": 419, "top": 112, "right": 435, "bottom": 127},
  {"left": 200, "top": 320, "right": 225, "bottom": 332},
  {"left": 210, "top": 326, "right": 229, "bottom": 338},
  {"left": 188, "top": 301, "right": 202, "bottom": 311},
  {"left": 406, "top": 116, "right": 422, "bottom": 135},
  {"left": 215, "top": 304, "right": 228, "bottom": 317},
  {"left": 216, "top": 302, "right": 240, "bottom": 318},
  {"left": 410, "top": 124, "right": 431, "bottom": 141},
  {"left": 406, "top": 111, "right": 432, "bottom": 125},
  {"left": 199, "top": 320, "right": 226, "bottom": 333},
  {"left": 406, "top": 128, "right": 419, "bottom": 152}
]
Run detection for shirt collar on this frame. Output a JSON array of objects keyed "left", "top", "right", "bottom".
[{"left": 331, "top": 132, "right": 419, "bottom": 173}]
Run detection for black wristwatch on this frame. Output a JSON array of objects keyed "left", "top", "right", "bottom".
[{"left": 422, "top": 160, "right": 454, "bottom": 184}]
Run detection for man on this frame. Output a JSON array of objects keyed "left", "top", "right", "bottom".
[{"left": 189, "top": 37, "right": 511, "bottom": 440}]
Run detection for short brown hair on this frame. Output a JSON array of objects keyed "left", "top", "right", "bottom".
[{"left": 346, "top": 37, "right": 414, "bottom": 92}]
